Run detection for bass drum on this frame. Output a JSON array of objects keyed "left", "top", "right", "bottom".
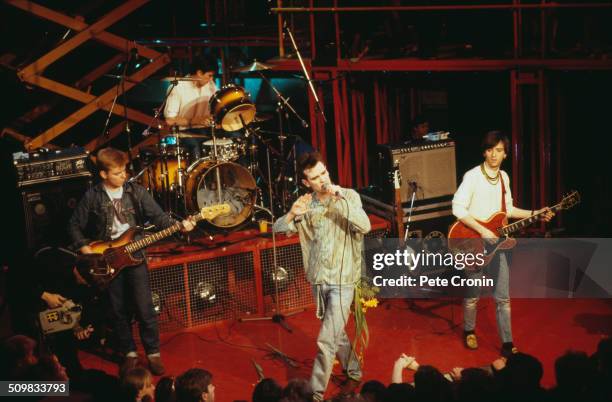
[
  {"left": 209, "top": 84, "right": 256, "bottom": 131},
  {"left": 185, "top": 159, "right": 257, "bottom": 228}
]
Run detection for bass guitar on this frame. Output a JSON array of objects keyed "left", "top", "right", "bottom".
[{"left": 77, "top": 203, "right": 230, "bottom": 289}]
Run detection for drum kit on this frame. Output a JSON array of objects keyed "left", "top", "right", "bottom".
[{"left": 131, "top": 61, "right": 306, "bottom": 231}]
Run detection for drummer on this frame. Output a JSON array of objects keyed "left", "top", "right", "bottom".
[{"left": 164, "top": 56, "right": 218, "bottom": 159}]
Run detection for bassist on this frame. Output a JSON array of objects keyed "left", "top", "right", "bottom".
[
  {"left": 451, "top": 131, "right": 554, "bottom": 357},
  {"left": 68, "top": 147, "right": 196, "bottom": 376}
]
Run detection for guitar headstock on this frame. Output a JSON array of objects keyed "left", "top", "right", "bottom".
[
  {"left": 199, "top": 203, "right": 231, "bottom": 220},
  {"left": 560, "top": 190, "right": 580, "bottom": 210},
  {"left": 392, "top": 160, "right": 401, "bottom": 190}
]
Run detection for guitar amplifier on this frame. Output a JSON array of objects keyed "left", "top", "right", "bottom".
[
  {"left": 13, "top": 147, "right": 92, "bottom": 187},
  {"left": 376, "top": 139, "right": 457, "bottom": 206}
]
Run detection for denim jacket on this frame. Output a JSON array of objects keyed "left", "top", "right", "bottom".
[{"left": 68, "top": 182, "right": 175, "bottom": 250}]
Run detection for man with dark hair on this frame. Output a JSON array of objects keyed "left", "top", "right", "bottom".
[
  {"left": 280, "top": 379, "right": 313, "bottom": 402},
  {"left": 164, "top": 56, "right": 218, "bottom": 159},
  {"left": 164, "top": 56, "right": 218, "bottom": 130},
  {"left": 175, "top": 368, "right": 214, "bottom": 402},
  {"left": 69, "top": 147, "right": 196, "bottom": 376},
  {"left": 252, "top": 378, "right": 282, "bottom": 402},
  {"left": 273, "top": 151, "right": 371, "bottom": 401},
  {"left": 410, "top": 115, "right": 430, "bottom": 140},
  {"left": 452, "top": 131, "right": 554, "bottom": 357}
]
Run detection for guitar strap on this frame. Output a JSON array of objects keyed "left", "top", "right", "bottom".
[
  {"left": 500, "top": 173, "right": 507, "bottom": 213},
  {"left": 126, "top": 183, "right": 144, "bottom": 227}
]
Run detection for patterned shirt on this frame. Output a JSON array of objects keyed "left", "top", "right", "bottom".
[{"left": 273, "top": 188, "right": 371, "bottom": 285}]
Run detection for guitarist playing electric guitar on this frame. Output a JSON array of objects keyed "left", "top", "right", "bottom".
[
  {"left": 68, "top": 147, "right": 198, "bottom": 377},
  {"left": 451, "top": 131, "right": 554, "bottom": 358}
]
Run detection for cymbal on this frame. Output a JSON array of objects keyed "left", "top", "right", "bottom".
[
  {"left": 253, "top": 113, "right": 274, "bottom": 123},
  {"left": 160, "top": 76, "right": 201, "bottom": 82},
  {"left": 169, "top": 132, "right": 211, "bottom": 139},
  {"left": 232, "top": 60, "right": 273, "bottom": 73}
]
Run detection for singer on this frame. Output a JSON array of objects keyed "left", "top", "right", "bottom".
[{"left": 273, "top": 151, "right": 371, "bottom": 401}]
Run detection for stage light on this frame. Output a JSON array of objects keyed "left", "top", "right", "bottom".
[
  {"left": 151, "top": 291, "right": 163, "bottom": 315},
  {"left": 265, "top": 266, "right": 291, "bottom": 294},
  {"left": 271, "top": 266, "right": 289, "bottom": 284},
  {"left": 194, "top": 281, "right": 217, "bottom": 303}
]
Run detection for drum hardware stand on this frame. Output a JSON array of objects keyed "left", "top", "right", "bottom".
[
  {"left": 256, "top": 71, "right": 307, "bottom": 214},
  {"left": 210, "top": 124, "right": 224, "bottom": 205},
  {"left": 283, "top": 22, "right": 326, "bottom": 122},
  {"left": 97, "top": 49, "right": 140, "bottom": 167},
  {"left": 239, "top": 205, "right": 304, "bottom": 332}
]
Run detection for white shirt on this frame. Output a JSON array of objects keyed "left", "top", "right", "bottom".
[
  {"left": 452, "top": 164, "right": 514, "bottom": 221},
  {"left": 104, "top": 186, "right": 131, "bottom": 239},
  {"left": 164, "top": 79, "right": 218, "bottom": 130}
]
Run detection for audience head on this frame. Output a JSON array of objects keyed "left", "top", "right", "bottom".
[
  {"left": 594, "top": 337, "right": 612, "bottom": 376},
  {"left": 156, "top": 376, "right": 176, "bottom": 402},
  {"left": 384, "top": 383, "right": 415, "bottom": 402},
  {"left": 414, "top": 365, "right": 452, "bottom": 401},
  {"left": 555, "top": 350, "right": 594, "bottom": 392},
  {"left": 500, "top": 352, "right": 544, "bottom": 394},
  {"left": 0, "top": 335, "right": 38, "bottom": 379},
  {"left": 252, "top": 378, "right": 282, "bottom": 402},
  {"left": 28, "top": 353, "right": 68, "bottom": 381},
  {"left": 120, "top": 367, "right": 155, "bottom": 402},
  {"left": 280, "top": 379, "right": 313, "bottom": 402},
  {"left": 175, "top": 368, "right": 214, "bottom": 402},
  {"left": 359, "top": 380, "right": 386, "bottom": 402},
  {"left": 455, "top": 367, "right": 494, "bottom": 402}
]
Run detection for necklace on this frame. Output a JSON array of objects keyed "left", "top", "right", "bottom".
[{"left": 480, "top": 163, "right": 500, "bottom": 185}]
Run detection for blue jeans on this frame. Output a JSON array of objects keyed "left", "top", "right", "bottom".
[
  {"left": 107, "top": 262, "right": 160, "bottom": 355},
  {"left": 463, "top": 253, "right": 513, "bottom": 343},
  {"left": 310, "top": 284, "right": 362, "bottom": 401}
]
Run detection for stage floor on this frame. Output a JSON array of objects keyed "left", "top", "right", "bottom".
[{"left": 79, "top": 298, "right": 611, "bottom": 402}]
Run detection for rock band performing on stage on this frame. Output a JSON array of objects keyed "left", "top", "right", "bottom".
[{"left": 1, "top": 2, "right": 610, "bottom": 402}]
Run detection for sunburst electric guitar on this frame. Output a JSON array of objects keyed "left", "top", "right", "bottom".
[
  {"left": 447, "top": 191, "right": 580, "bottom": 269},
  {"left": 77, "top": 204, "right": 231, "bottom": 289}
]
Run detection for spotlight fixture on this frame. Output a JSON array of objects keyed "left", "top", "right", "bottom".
[
  {"left": 194, "top": 281, "right": 217, "bottom": 304},
  {"left": 151, "top": 291, "right": 163, "bottom": 315}
]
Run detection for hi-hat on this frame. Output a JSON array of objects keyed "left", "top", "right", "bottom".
[{"left": 232, "top": 60, "right": 273, "bottom": 73}]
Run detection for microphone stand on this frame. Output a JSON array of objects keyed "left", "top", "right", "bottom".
[
  {"left": 99, "top": 53, "right": 132, "bottom": 157},
  {"left": 256, "top": 71, "right": 306, "bottom": 213},
  {"left": 239, "top": 204, "right": 304, "bottom": 332},
  {"left": 142, "top": 73, "right": 180, "bottom": 138},
  {"left": 283, "top": 23, "right": 326, "bottom": 122},
  {"left": 403, "top": 182, "right": 418, "bottom": 243}
]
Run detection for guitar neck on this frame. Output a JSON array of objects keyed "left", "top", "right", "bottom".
[
  {"left": 498, "top": 202, "right": 563, "bottom": 236},
  {"left": 125, "top": 213, "right": 202, "bottom": 253}
]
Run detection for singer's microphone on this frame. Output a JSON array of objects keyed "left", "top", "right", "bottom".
[{"left": 322, "top": 183, "right": 344, "bottom": 199}]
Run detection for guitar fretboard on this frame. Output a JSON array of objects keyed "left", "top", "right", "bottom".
[
  {"left": 125, "top": 215, "right": 202, "bottom": 254},
  {"left": 498, "top": 203, "right": 562, "bottom": 236}
]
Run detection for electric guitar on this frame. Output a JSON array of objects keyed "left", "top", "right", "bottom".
[
  {"left": 77, "top": 204, "right": 231, "bottom": 289},
  {"left": 447, "top": 191, "right": 580, "bottom": 269},
  {"left": 392, "top": 161, "right": 405, "bottom": 243}
]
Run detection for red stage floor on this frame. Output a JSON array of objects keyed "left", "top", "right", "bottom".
[{"left": 79, "top": 298, "right": 611, "bottom": 402}]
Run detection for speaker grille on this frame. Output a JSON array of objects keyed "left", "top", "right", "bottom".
[
  {"left": 395, "top": 146, "right": 457, "bottom": 203},
  {"left": 21, "top": 178, "right": 91, "bottom": 251}
]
